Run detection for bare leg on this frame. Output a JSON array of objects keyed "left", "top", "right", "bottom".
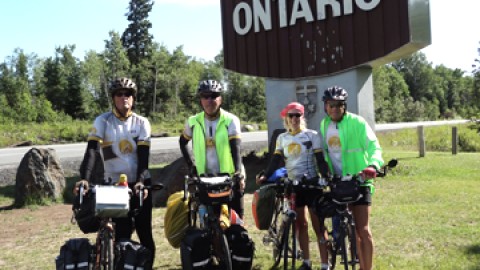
[
  {"left": 310, "top": 209, "right": 329, "bottom": 265},
  {"left": 296, "top": 206, "right": 310, "bottom": 261},
  {"left": 352, "top": 205, "right": 373, "bottom": 270}
]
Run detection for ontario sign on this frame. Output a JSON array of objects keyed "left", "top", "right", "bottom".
[{"left": 221, "top": 0, "right": 431, "bottom": 79}]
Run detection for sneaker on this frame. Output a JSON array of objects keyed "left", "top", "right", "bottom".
[
  {"left": 298, "top": 262, "right": 312, "bottom": 270},
  {"left": 320, "top": 265, "right": 330, "bottom": 270}
]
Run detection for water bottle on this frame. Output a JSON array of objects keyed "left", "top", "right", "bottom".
[{"left": 198, "top": 204, "right": 207, "bottom": 228}]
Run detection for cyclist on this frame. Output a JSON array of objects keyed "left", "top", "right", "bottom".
[
  {"left": 256, "top": 102, "right": 330, "bottom": 270},
  {"left": 320, "top": 86, "right": 384, "bottom": 270},
  {"left": 75, "top": 77, "right": 156, "bottom": 265},
  {"left": 179, "top": 79, "right": 246, "bottom": 218}
]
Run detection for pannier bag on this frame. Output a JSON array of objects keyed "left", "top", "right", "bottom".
[
  {"left": 197, "top": 176, "right": 233, "bottom": 205},
  {"left": 114, "top": 239, "right": 152, "bottom": 270},
  {"left": 164, "top": 191, "right": 189, "bottom": 248},
  {"left": 224, "top": 224, "right": 255, "bottom": 270},
  {"left": 73, "top": 192, "right": 100, "bottom": 234},
  {"left": 330, "top": 176, "right": 362, "bottom": 204},
  {"left": 180, "top": 228, "right": 212, "bottom": 270},
  {"left": 55, "top": 238, "right": 93, "bottom": 270},
  {"left": 252, "top": 184, "right": 277, "bottom": 230}
]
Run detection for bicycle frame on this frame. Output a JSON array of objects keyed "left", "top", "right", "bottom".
[
  {"left": 183, "top": 175, "right": 235, "bottom": 270},
  {"left": 263, "top": 177, "right": 325, "bottom": 270}
]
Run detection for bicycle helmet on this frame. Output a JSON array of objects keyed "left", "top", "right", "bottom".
[
  {"left": 197, "top": 80, "right": 223, "bottom": 94},
  {"left": 322, "top": 86, "right": 348, "bottom": 102},
  {"left": 109, "top": 77, "right": 137, "bottom": 96},
  {"left": 313, "top": 194, "right": 337, "bottom": 218}
]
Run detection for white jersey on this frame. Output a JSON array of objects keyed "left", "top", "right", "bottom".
[
  {"left": 183, "top": 113, "right": 241, "bottom": 175},
  {"left": 275, "top": 129, "right": 322, "bottom": 180},
  {"left": 325, "top": 121, "right": 342, "bottom": 175},
  {"left": 88, "top": 111, "right": 151, "bottom": 183}
]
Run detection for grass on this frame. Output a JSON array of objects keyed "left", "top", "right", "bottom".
[
  {"left": 0, "top": 123, "right": 479, "bottom": 269},
  {"left": 1, "top": 151, "right": 480, "bottom": 269}
]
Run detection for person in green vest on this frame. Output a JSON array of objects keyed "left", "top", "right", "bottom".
[
  {"left": 179, "top": 80, "right": 245, "bottom": 218},
  {"left": 320, "top": 86, "right": 384, "bottom": 270}
]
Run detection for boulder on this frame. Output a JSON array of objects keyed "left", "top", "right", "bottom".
[{"left": 14, "top": 148, "right": 66, "bottom": 207}]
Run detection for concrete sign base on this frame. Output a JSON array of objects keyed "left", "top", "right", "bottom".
[{"left": 265, "top": 67, "right": 375, "bottom": 142}]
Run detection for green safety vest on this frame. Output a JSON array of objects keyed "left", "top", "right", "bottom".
[{"left": 188, "top": 109, "right": 235, "bottom": 175}]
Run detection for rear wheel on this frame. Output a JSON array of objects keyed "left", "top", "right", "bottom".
[{"left": 282, "top": 217, "right": 297, "bottom": 270}]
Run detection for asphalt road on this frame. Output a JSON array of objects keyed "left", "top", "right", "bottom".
[{"left": 0, "top": 120, "right": 470, "bottom": 167}]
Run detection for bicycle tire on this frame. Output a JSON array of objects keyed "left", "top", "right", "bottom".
[
  {"left": 271, "top": 198, "right": 283, "bottom": 268},
  {"left": 100, "top": 230, "right": 114, "bottom": 270},
  {"left": 282, "top": 217, "right": 297, "bottom": 270},
  {"left": 212, "top": 223, "right": 232, "bottom": 270},
  {"left": 328, "top": 219, "right": 338, "bottom": 270},
  {"left": 346, "top": 221, "right": 358, "bottom": 270},
  {"left": 338, "top": 224, "right": 349, "bottom": 270}
]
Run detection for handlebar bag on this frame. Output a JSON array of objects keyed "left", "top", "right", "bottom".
[
  {"left": 95, "top": 185, "right": 130, "bottom": 218},
  {"left": 330, "top": 178, "right": 362, "bottom": 204},
  {"left": 197, "top": 177, "right": 233, "bottom": 205}
]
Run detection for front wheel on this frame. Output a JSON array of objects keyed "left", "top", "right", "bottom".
[
  {"left": 212, "top": 223, "right": 232, "bottom": 270},
  {"left": 282, "top": 217, "right": 297, "bottom": 270},
  {"left": 346, "top": 221, "right": 358, "bottom": 270},
  {"left": 101, "top": 230, "right": 114, "bottom": 270}
]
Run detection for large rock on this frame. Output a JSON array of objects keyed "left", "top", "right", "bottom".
[
  {"left": 14, "top": 148, "right": 66, "bottom": 207},
  {"left": 151, "top": 158, "right": 189, "bottom": 207}
]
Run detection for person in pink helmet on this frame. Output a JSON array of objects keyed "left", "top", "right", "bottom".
[{"left": 257, "top": 102, "right": 331, "bottom": 270}]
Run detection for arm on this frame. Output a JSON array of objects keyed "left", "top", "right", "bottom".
[
  {"left": 229, "top": 137, "right": 242, "bottom": 173},
  {"left": 136, "top": 144, "right": 150, "bottom": 183},
  {"left": 179, "top": 134, "right": 193, "bottom": 168},
  {"left": 314, "top": 150, "right": 330, "bottom": 177},
  {"left": 79, "top": 140, "right": 100, "bottom": 182}
]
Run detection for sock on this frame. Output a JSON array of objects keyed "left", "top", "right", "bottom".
[
  {"left": 321, "top": 263, "right": 330, "bottom": 269},
  {"left": 303, "top": 259, "right": 311, "bottom": 266}
]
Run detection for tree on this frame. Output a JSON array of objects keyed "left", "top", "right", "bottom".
[{"left": 122, "top": 0, "right": 154, "bottom": 66}]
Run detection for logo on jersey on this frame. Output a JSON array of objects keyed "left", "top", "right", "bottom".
[
  {"left": 328, "top": 136, "right": 341, "bottom": 151},
  {"left": 119, "top": 139, "right": 134, "bottom": 154},
  {"left": 287, "top": 143, "right": 302, "bottom": 157}
]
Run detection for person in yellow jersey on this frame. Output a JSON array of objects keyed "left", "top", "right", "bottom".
[
  {"left": 179, "top": 80, "right": 246, "bottom": 218},
  {"left": 256, "top": 102, "right": 330, "bottom": 270},
  {"left": 75, "top": 77, "right": 155, "bottom": 266}
]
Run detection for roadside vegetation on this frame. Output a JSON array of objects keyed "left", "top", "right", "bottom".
[{"left": 0, "top": 124, "right": 479, "bottom": 269}]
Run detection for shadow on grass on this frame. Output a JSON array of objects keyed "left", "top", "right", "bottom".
[
  {"left": 0, "top": 175, "right": 80, "bottom": 211},
  {"left": 465, "top": 244, "right": 480, "bottom": 270}
]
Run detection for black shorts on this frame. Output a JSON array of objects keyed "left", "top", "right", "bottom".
[
  {"left": 295, "top": 188, "right": 322, "bottom": 208},
  {"left": 352, "top": 186, "right": 372, "bottom": 206}
]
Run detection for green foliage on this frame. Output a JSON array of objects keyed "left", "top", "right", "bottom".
[{"left": 379, "top": 124, "right": 480, "bottom": 153}]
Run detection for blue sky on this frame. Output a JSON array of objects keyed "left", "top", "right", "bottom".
[{"left": 1, "top": 0, "right": 479, "bottom": 73}]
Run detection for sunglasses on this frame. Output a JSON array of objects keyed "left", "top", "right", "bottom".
[
  {"left": 287, "top": 113, "right": 303, "bottom": 118},
  {"left": 328, "top": 102, "right": 345, "bottom": 109},
  {"left": 114, "top": 91, "right": 133, "bottom": 97},
  {"left": 200, "top": 93, "right": 221, "bottom": 100}
]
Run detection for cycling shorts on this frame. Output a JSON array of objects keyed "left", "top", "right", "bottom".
[
  {"left": 352, "top": 186, "right": 372, "bottom": 206},
  {"left": 295, "top": 188, "right": 321, "bottom": 208}
]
